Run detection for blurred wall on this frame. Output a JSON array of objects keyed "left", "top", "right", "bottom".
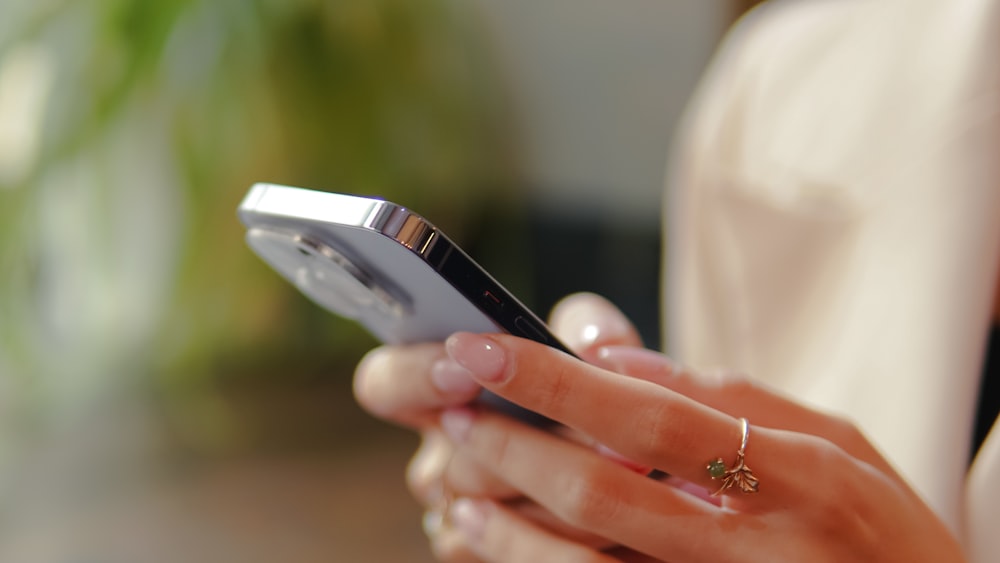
[{"left": 470, "top": 0, "right": 727, "bottom": 226}]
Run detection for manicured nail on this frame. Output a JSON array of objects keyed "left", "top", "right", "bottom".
[
  {"left": 572, "top": 317, "right": 632, "bottom": 350},
  {"left": 430, "top": 359, "right": 481, "bottom": 395},
  {"left": 440, "top": 408, "right": 475, "bottom": 443},
  {"left": 595, "top": 346, "right": 679, "bottom": 378},
  {"left": 445, "top": 333, "right": 507, "bottom": 383},
  {"left": 422, "top": 508, "right": 445, "bottom": 537},
  {"left": 449, "top": 498, "right": 489, "bottom": 541},
  {"left": 551, "top": 294, "right": 636, "bottom": 350},
  {"left": 407, "top": 440, "right": 449, "bottom": 505}
]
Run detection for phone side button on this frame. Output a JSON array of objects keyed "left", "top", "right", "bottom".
[
  {"left": 514, "top": 316, "right": 548, "bottom": 344},
  {"left": 482, "top": 290, "right": 504, "bottom": 313}
]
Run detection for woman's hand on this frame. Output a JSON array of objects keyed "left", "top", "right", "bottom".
[
  {"left": 434, "top": 333, "right": 967, "bottom": 562},
  {"left": 352, "top": 293, "right": 645, "bottom": 561}
]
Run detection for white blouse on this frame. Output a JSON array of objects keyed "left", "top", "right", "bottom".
[{"left": 665, "top": 0, "right": 1000, "bottom": 559}]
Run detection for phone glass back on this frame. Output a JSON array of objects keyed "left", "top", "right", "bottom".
[{"left": 238, "top": 183, "right": 568, "bottom": 426}]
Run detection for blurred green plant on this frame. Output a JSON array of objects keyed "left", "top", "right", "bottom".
[{"left": 0, "top": 0, "right": 515, "bottom": 453}]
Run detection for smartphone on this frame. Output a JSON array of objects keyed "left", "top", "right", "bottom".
[{"left": 237, "top": 183, "right": 572, "bottom": 427}]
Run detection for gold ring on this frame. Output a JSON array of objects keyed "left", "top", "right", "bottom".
[{"left": 706, "top": 417, "right": 759, "bottom": 495}]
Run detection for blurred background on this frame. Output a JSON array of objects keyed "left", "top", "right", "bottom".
[{"left": 0, "top": 1, "right": 752, "bottom": 561}]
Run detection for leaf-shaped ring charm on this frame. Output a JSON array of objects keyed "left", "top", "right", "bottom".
[{"left": 706, "top": 417, "right": 760, "bottom": 496}]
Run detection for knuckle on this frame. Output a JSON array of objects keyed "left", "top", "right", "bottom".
[
  {"left": 444, "top": 451, "right": 510, "bottom": 498},
  {"left": 405, "top": 441, "right": 448, "bottom": 505},
  {"left": 554, "top": 464, "right": 625, "bottom": 529},
  {"left": 823, "top": 414, "right": 868, "bottom": 452},
  {"left": 796, "top": 436, "right": 849, "bottom": 480},
  {"left": 769, "top": 436, "right": 888, "bottom": 561},
  {"left": 529, "top": 356, "right": 576, "bottom": 415},
  {"left": 711, "top": 369, "right": 762, "bottom": 410},
  {"left": 794, "top": 438, "right": 872, "bottom": 524},
  {"left": 717, "top": 369, "right": 756, "bottom": 397},
  {"left": 635, "top": 401, "right": 690, "bottom": 461},
  {"left": 486, "top": 423, "right": 516, "bottom": 471}
]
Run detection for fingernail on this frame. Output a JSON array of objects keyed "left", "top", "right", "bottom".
[
  {"left": 551, "top": 294, "right": 636, "bottom": 350},
  {"left": 422, "top": 508, "right": 445, "bottom": 537},
  {"left": 407, "top": 441, "right": 449, "bottom": 504},
  {"left": 431, "top": 359, "right": 482, "bottom": 395},
  {"left": 445, "top": 333, "right": 507, "bottom": 383},
  {"left": 595, "top": 346, "right": 680, "bottom": 377},
  {"left": 440, "top": 408, "right": 475, "bottom": 443},
  {"left": 449, "top": 498, "right": 489, "bottom": 541}
]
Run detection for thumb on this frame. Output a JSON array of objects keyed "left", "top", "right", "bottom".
[{"left": 548, "top": 293, "right": 643, "bottom": 357}]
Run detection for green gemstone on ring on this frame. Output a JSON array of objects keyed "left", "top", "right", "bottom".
[{"left": 707, "top": 458, "right": 727, "bottom": 479}]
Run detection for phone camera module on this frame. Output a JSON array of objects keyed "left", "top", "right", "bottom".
[{"left": 246, "top": 228, "right": 409, "bottom": 320}]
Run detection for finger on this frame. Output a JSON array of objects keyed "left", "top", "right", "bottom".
[
  {"left": 549, "top": 293, "right": 644, "bottom": 355},
  {"left": 444, "top": 333, "right": 889, "bottom": 519},
  {"left": 441, "top": 458, "right": 627, "bottom": 555},
  {"left": 442, "top": 333, "right": 748, "bottom": 494},
  {"left": 441, "top": 409, "right": 724, "bottom": 562},
  {"left": 441, "top": 453, "right": 638, "bottom": 552},
  {"left": 547, "top": 294, "right": 649, "bottom": 471},
  {"left": 408, "top": 430, "right": 525, "bottom": 508},
  {"left": 439, "top": 442, "right": 627, "bottom": 553},
  {"left": 508, "top": 499, "right": 620, "bottom": 550},
  {"left": 443, "top": 411, "right": 961, "bottom": 563},
  {"left": 442, "top": 426, "right": 630, "bottom": 500},
  {"left": 406, "top": 420, "right": 646, "bottom": 511},
  {"left": 353, "top": 343, "right": 481, "bottom": 428},
  {"left": 407, "top": 431, "right": 455, "bottom": 507},
  {"left": 449, "top": 498, "right": 621, "bottom": 563},
  {"left": 596, "top": 346, "right": 897, "bottom": 476},
  {"left": 423, "top": 509, "right": 482, "bottom": 563},
  {"left": 443, "top": 447, "right": 520, "bottom": 499}
]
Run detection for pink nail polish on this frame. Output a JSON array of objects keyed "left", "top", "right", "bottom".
[
  {"left": 595, "top": 346, "right": 679, "bottom": 378},
  {"left": 450, "top": 498, "right": 488, "bottom": 541},
  {"left": 445, "top": 333, "right": 507, "bottom": 382},
  {"left": 551, "top": 294, "right": 634, "bottom": 351},
  {"left": 430, "top": 359, "right": 481, "bottom": 395},
  {"left": 440, "top": 408, "right": 475, "bottom": 443}
]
